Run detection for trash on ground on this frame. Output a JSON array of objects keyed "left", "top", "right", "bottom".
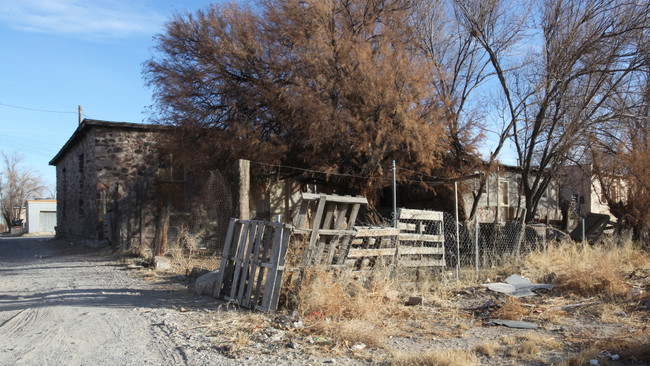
[
  {"left": 482, "top": 274, "right": 554, "bottom": 297},
  {"left": 488, "top": 319, "right": 539, "bottom": 329}
]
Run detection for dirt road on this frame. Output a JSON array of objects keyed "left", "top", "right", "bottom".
[{"left": 0, "top": 236, "right": 236, "bottom": 366}]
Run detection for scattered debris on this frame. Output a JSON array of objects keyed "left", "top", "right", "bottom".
[
  {"left": 482, "top": 274, "right": 554, "bottom": 297},
  {"left": 488, "top": 319, "right": 539, "bottom": 329},
  {"left": 406, "top": 296, "right": 423, "bottom": 306},
  {"left": 350, "top": 342, "right": 366, "bottom": 350},
  {"left": 154, "top": 256, "right": 171, "bottom": 272}
]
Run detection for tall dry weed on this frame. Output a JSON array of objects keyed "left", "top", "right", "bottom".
[
  {"left": 523, "top": 240, "right": 648, "bottom": 297},
  {"left": 295, "top": 266, "right": 402, "bottom": 346},
  {"left": 391, "top": 348, "right": 478, "bottom": 366}
]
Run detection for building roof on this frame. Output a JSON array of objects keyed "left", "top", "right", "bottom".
[{"left": 49, "top": 119, "right": 170, "bottom": 166}]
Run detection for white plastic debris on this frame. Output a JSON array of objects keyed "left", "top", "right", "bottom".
[
  {"left": 610, "top": 354, "right": 620, "bottom": 360},
  {"left": 589, "top": 359, "right": 599, "bottom": 366}
]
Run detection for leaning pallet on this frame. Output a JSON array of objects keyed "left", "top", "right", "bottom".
[
  {"left": 396, "top": 208, "right": 445, "bottom": 269},
  {"left": 294, "top": 193, "right": 368, "bottom": 267},
  {"left": 213, "top": 219, "right": 292, "bottom": 312}
]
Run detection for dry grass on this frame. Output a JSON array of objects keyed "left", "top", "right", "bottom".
[
  {"left": 492, "top": 296, "right": 528, "bottom": 321},
  {"left": 168, "top": 225, "right": 220, "bottom": 275},
  {"left": 524, "top": 240, "right": 649, "bottom": 298},
  {"left": 294, "top": 267, "right": 404, "bottom": 346},
  {"left": 473, "top": 342, "right": 498, "bottom": 357},
  {"left": 391, "top": 348, "right": 478, "bottom": 366}
]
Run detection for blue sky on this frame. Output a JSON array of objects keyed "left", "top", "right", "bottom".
[{"left": 0, "top": 0, "right": 219, "bottom": 190}]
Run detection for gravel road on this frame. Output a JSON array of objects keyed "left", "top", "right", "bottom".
[{"left": 0, "top": 235, "right": 241, "bottom": 366}]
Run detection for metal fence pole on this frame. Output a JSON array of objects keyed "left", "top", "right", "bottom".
[
  {"left": 392, "top": 160, "right": 397, "bottom": 228},
  {"left": 582, "top": 218, "right": 586, "bottom": 244},
  {"left": 474, "top": 215, "right": 479, "bottom": 280},
  {"left": 454, "top": 181, "right": 460, "bottom": 280}
]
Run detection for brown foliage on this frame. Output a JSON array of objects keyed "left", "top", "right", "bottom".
[{"left": 144, "top": 0, "right": 447, "bottom": 196}]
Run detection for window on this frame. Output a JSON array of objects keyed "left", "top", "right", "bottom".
[
  {"left": 157, "top": 154, "right": 187, "bottom": 211},
  {"left": 499, "top": 180, "right": 509, "bottom": 206}
]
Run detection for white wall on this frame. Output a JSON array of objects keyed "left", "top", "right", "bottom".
[{"left": 25, "top": 200, "right": 57, "bottom": 234}]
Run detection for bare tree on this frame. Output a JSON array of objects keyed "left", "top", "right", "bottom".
[
  {"left": 0, "top": 151, "right": 46, "bottom": 233},
  {"left": 591, "top": 31, "right": 650, "bottom": 243},
  {"left": 144, "top": 0, "right": 448, "bottom": 198},
  {"left": 422, "top": 0, "right": 532, "bottom": 218},
  {"left": 451, "top": 0, "right": 649, "bottom": 222}
]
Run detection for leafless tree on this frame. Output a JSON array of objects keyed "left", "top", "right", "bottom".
[
  {"left": 0, "top": 151, "right": 46, "bottom": 233},
  {"left": 450, "top": 0, "right": 649, "bottom": 222}
]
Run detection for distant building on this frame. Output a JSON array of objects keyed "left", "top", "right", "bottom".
[
  {"left": 25, "top": 200, "right": 57, "bottom": 234},
  {"left": 559, "top": 164, "right": 623, "bottom": 219}
]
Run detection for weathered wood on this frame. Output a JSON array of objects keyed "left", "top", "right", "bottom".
[
  {"left": 324, "top": 204, "right": 350, "bottom": 265},
  {"left": 294, "top": 200, "right": 310, "bottom": 229},
  {"left": 347, "top": 248, "right": 398, "bottom": 258},
  {"left": 213, "top": 218, "right": 237, "bottom": 298},
  {"left": 252, "top": 224, "right": 274, "bottom": 308},
  {"left": 235, "top": 159, "right": 250, "bottom": 220},
  {"left": 301, "top": 193, "right": 368, "bottom": 204},
  {"left": 243, "top": 223, "right": 266, "bottom": 307},
  {"left": 229, "top": 221, "right": 251, "bottom": 300},
  {"left": 153, "top": 196, "right": 171, "bottom": 256},
  {"left": 313, "top": 204, "right": 337, "bottom": 264},
  {"left": 398, "top": 246, "right": 444, "bottom": 255},
  {"left": 400, "top": 259, "right": 446, "bottom": 268},
  {"left": 398, "top": 208, "right": 443, "bottom": 221},
  {"left": 302, "top": 195, "right": 327, "bottom": 266},
  {"left": 237, "top": 221, "right": 260, "bottom": 306},
  {"left": 354, "top": 227, "right": 400, "bottom": 237},
  {"left": 398, "top": 233, "right": 444, "bottom": 242}
]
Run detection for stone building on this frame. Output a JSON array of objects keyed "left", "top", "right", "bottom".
[{"left": 49, "top": 119, "right": 188, "bottom": 245}]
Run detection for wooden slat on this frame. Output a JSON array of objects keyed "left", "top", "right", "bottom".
[
  {"left": 398, "top": 246, "right": 444, "bottom": 255},
  {"left": 313, "top": 204, "right": 337, "bottom": 265},
  {"left": 347, "top": 248, "right": 397, "bottom": 258},
  {"left": 314, "top": 229, "right": 357, "bottom": 236},
  {"left": 400, "top": 259, "right": 446, "bottom": 268},
  {"left": 397, "top": 222, "right": 416, "bottom": 231},
  {"left": 302, "top": 196, "right": 327, "bottom": 266},
  {"left": 294, "top": 200, "right": 310, "bottom": 229},
  {"left": 213, "top": 218, "right": 237, "bottom": 298},
  {"left": 236, "top": 221, "right": 260, "bottom": 304},
  {"left": 229, "top": 221, "right": 251, "bottom": 300},
  {"left": 354, "top": 227, "right": 400, "bottom": 237},
  {"left": 324, "top": 204, "right": 350, "bottom": 265},
  {"left": 397, "top": 208, "right": 443, "bottom": 221},
  {"left": 399, "top": 233, "right": 444, "bottom": 242},
  {"left": 268, "top": 226, "right": 292, "bottom": 311},
  {"left": 252, "top": 224, "right": 274, "bottom": 308},
  {"left": 242, "top": 222, "right": 265, "bottom": 307},
  {"left": 336, "top": 203, "right": 362, "bottom": 264},
  {"left": 301, "top": 193, "right": 368, "bottom": 204}
]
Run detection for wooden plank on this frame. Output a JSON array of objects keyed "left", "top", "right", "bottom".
[
  {"left": 313, "top": 204, "right": 337, "bottom": 265},
  {"left": 242, "top": 222, "right": 265, "bottom": 307},
  {"left": 302, "top": 193, "right": 368, "bottom": 204},
  {"left": 347, "top": 248, "right": 397, "bottom": 258},
  {"left": 313, "top": 229, "right": 357, "bottom": 236},
  {"left": 213, "top": 218, "right": 237, "bottom": 298},
  {"left": 268, "top": 226, "right": 292, "bottom": 311},
  {"left": 399, "top": 233, "right": 444, "bottom": 242},
  {"left": 400, "top": 259, "right": 446, "bottom": 268},
  {"left": 397, "top": 222, "right": 416, "bottom": 231},
  {"left": 302, "top": 195, "right": 327, "bottom": 266},
  {"left": 354, "top": 227, "right": 400, "bottom": 237},
  {"left": 229, "top": 221, "right": 251, "bottom": 301},
  {"left": 398, "top": 246, "right": 444, "bottom": 255},
  {"left": 397, "top": 208, "right": 444, "bottom": 221},
  {"left": 252, "top": 223, "right": 274, "bottom": 308},
  {"left": 294, "top": 200, "right": 310, "bottom": 229},
  {"left": 324, "top": 204, "right": 350, "bottom": 265},
  {"left": 259, "top": 225, "right": 284, "bottom": 311},
  {"left": 236, "top": 221, "right": 259, "bottom": 304},
  {"left": 336, "top": 203, "right": 362, "bottom": 264}
]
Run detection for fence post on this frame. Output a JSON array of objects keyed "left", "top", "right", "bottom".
[
  {"left": 582, "top": 218, "right": 586, "bottom": 246},
  {"left": 235, "top": 159, "right": 250, "bottom": 220},
  {"left": 474, "top": 215, "right": 479, "bottom": 280},
  {"left": 392, "top": 160, "right": 397, "bottom": 228},
  {"left": 454, "top": 181, "right": 460, "bottom": 280}
]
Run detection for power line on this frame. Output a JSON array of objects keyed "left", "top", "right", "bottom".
[{"left": 0, "top": 102, "right": 76, "bottom": 114}]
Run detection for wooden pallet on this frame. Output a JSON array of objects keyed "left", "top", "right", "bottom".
[
  {"left": 294, "top": 193, "right": 368, "bottom": 266},
  {"left": 396, "top": 208, "right": 445, "bottom": 268},
  {"left": 213, "top": 219, "right": 292, "bottom": 312},
  {"left": 344, "top": 227, "right": 400, "bottom": 270}
]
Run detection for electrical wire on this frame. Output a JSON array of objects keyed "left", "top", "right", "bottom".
[{"left": 0, "top": 102, "right": 76, "bottom": 114}]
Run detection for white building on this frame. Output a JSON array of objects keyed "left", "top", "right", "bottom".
[{"left": 25, "top": 200, "right": 57, "bottom": 234}]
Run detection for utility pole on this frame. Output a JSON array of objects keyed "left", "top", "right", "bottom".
[{"left": 78, "top": 105, "right": 82, "bottom": 125}]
